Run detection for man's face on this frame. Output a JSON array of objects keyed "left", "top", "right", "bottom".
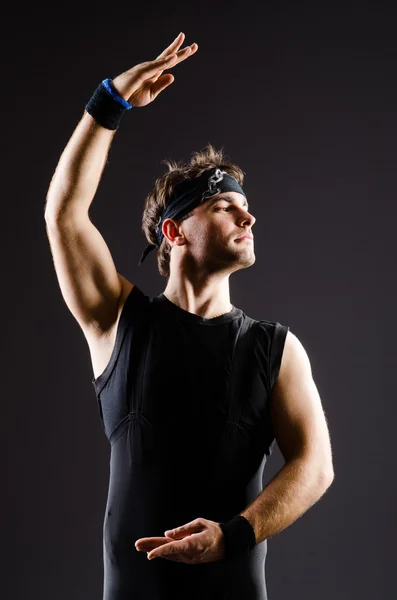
[{"left": 173, "top": 191, "right": 256, "bottom": 273}]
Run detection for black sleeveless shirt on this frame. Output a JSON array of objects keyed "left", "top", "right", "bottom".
[{"left": 91, "top": 285, "right": 289, "bottom": 600}]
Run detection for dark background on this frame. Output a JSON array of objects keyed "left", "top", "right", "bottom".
[{"left": 2, "top": 1, "right": 394, "bottom": 598}]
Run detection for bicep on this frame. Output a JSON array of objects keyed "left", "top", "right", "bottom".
[
  {"left": 45, "top": 213, "right": 129, "bottom": 334},
  {"left": 269, "top": 331, "right": 334, "bottom": 473}
]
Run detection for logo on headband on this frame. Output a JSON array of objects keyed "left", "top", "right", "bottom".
[
  {"left": 201, "top": 168, "right": 227, "bottom": 201},
  {"left": 155, "top": 168, "right": 228, "bottom": 235}
]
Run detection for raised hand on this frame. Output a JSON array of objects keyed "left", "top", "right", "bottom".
[{"left": 111, "top": 32, "right": 198, "bottom": 107}]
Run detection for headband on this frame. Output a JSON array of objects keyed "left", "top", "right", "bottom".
[{"left": 138, "top": 167, "right": 246, "bottom": 265}]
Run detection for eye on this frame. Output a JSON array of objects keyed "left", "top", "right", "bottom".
[{"left": 214, "top": 204, "right": 249, "bottom": 212}]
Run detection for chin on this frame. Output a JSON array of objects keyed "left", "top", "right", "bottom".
[{"left": 231, "top": 252, "right": 256, "bottom": 271}]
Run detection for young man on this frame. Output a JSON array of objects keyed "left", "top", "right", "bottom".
[{"left": 45, "top": 32, "right": 334, "bottom": 600}]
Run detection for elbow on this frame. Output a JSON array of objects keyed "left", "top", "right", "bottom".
[
  {"left": 300, "top": 453, "right": 334, "bottom": 489},
  {"left": 320, "top": 465, "right": 335, "bottom": 488}
]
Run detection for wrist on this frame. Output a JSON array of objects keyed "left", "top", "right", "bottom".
[
  {"left": 101, "top": 78, "right": 132, "bottom": 109},
  {"left": 219, "top": 515, "right": 256, "bottom": 560},
  {"left": 85, "top": 79, "right": 132, "bottom": 130}
]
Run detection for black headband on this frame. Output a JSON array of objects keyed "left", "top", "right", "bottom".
[{"left": 138, "top": 167, "right": 246, "bottom": 265}]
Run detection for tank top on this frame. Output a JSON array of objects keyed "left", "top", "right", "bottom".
[{"left": 91, "top": 285, "right": 289, "bottom": 600}]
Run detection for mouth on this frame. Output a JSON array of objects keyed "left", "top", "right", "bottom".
[{"left": 235, "top": 235, "right": 254, "bottom": 242}]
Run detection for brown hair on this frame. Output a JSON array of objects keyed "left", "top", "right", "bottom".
[{"left": 141, "top": 143, "right": 245, "bottom": 278}]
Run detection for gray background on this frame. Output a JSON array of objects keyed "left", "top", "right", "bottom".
[{"left": 2, "top": 0, "right": 394, "bottom": 598}]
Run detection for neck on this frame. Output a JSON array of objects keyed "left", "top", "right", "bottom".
[{"left": 163, "top": 275, "right": 232, "bottom": 319}]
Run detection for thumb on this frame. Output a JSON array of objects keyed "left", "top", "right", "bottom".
[{"left": 151, "top": 73, "right": 175, "bottom": 99}]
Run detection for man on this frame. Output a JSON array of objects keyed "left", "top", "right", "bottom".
[{"left": 45, "top": 32, "right": 334, "bottom": 600}]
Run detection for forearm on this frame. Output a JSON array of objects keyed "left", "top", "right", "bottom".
[
  {"left": 44, "top": 111, "right": 116, "bottom": 220},
  {"left": 240, "top": 457, "right": 333, "bottom": 545}
]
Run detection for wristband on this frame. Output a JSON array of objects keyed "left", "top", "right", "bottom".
[
  {"left": 219, "top": 515, "right": 257, "bottom": 559},
  {"left": 85, "top": 78, "right": 132, "bottom": 130}
]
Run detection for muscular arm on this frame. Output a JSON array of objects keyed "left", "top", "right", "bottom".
[
  {"left": 44, "top": 36, "right": 197, "bottom": 335},
  {"left": 240, "top": 332, "right": 334, "bottom": 544},
  {"left": 44, "top": 110, "right": 126, "bottom": 335},
  {"left": 44, "top": 111, "right": 116, "bottom": 220}
]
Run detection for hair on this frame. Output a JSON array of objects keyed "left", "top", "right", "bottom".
[{"left": 141, "top": 143, "right": 245, "bottom": 278}]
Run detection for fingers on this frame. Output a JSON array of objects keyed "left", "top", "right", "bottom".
[
  {"left": 156, "top": 32, "right": 198, "bottom": 61},
  {"left": 156, "top": 32, "right": 185, "bottom": 60},
  {"left": 162, "top": 43, "right": 198, "bottom": 67},
  {"left": 150, "top": 73, "right": 175, "bottom": 99},
  {"left": 142, "top": 42, "right": 198, "bottom": 79},
  {"left": 135, "top": 536, "right": 174, "bottom": 551},
  {"left": 159, "top": 43, "right": 197, "bottom": 66},
  {"left": 178, "top": 43, "right": 198, "bottom": 64}
]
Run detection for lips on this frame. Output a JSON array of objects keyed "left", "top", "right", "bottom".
[{"left": 235, "top": 234, "right": 253, "bottom": 241}]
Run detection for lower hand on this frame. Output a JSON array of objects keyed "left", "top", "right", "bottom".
[{"left": 135, "top": 517, "right": 225, "bottom": 564}]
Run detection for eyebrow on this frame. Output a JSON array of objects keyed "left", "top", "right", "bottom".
[{"left": 207, "top": 194, "right": 249, "bottom": 211}]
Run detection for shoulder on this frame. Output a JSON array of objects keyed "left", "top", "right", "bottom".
[
  {"left": 279, "top": 330, "right": 312, "bottom": 380},
  {"left": 249, "top": 319, "right": 312, "bottom": 376},
  {"left": 253, "top": 319, "right": 306, "bottom": 358},
  {"left": 252, "top": 318, "right": 291, "bottom": 349}
]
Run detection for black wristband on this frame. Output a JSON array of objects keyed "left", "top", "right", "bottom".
[
  {"left": 85, "top": 78, "right": 132, "bottom": 130},
  {"left": 219, "top": 515, "right": 257, "bottom": 560}
]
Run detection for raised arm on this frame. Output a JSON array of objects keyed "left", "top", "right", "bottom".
[{"left": 44, "top": 33, "right": 198, "bottom": 338}]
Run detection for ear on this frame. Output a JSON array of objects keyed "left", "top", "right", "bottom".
[{"left": 163, "top": 218, "right": 186, "bottom": 246}]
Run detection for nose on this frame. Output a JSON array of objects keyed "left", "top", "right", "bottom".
[{"left": 238, "top": 207, "right": 256, "bottom": 228}]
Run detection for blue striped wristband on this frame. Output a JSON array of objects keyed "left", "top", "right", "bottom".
[{"left": 85, "top": 78, "right": 132, "bottom": 130}]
